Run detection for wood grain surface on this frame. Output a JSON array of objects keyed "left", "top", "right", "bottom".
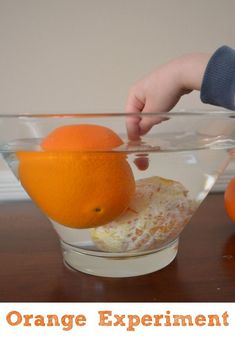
[{"left": 0, "top": 193, "right": 235, "bottom": 302}]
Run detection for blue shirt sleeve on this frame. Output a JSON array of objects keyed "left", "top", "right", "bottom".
[{"left": 200, "top": 45, "right": 235, "bottom": 110}]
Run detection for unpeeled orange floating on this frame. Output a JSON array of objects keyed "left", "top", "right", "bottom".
[
  {"left": 41, "top": 124, "right": 123, "bottom": 151},
  {"left": 224, "top": 177, "right": 235, "bottom": 222},
  {"left": 17, "top": 124, "right": 135, "bottom": 229}
]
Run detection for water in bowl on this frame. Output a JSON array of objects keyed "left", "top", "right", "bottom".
[{"left": 1, "top": 135, "right": 230, "bottom": 277}]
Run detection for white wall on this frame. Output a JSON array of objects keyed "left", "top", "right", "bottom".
[
  {"left": 0, "top": 0, "right": 235, "bottom": 196},
  {"left": 0, "top": 0, "right": 235, "bottom": 114}
]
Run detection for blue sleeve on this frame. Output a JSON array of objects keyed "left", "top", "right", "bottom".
[{"left": 200, "top": 45, "right": 235, "bottom": 110}]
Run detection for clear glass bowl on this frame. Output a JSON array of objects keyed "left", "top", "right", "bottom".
[{"left": 0, "top": 111, "right": 235, "bottom": 277}]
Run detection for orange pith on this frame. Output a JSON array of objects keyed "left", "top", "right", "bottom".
[{"left": 17, "top": 124, "right": 135, "bottom": 229}]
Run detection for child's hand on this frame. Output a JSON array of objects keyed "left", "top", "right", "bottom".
[{"left": 125, "top": 53, "right": 210, "bottom": 140}]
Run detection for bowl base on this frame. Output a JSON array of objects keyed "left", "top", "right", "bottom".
[{"left": 61, "top": 238, "right": 179, "bottom": 277}]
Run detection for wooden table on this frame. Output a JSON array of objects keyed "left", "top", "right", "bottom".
[{"left": 0, "top": 193, "right": 235, "bottom": 302}]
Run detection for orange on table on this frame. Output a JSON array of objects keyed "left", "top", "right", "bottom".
[
  {"left": 17, "top": 124, "right": 135, "bottom": 229},
  {"left": 224, "top": 176, "right": 235, "bottom": 222}
]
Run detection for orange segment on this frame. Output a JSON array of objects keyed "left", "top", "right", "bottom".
[{"left": 17, "top": 124, "right": 135, "bottom": 229}]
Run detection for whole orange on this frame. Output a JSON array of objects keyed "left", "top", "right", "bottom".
[
  {"left": 17, "top": 124, "right": 135, "bottom": 228},
  {"left": 224, "top": 177, "right": 235, "bottom": 222},
  {"left": 41, "top": 124, "right": 124, "bottom": 151}
]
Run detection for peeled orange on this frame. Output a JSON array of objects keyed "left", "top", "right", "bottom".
[{"left": 17, "top": 124, "right": 135, "bottom": 229}]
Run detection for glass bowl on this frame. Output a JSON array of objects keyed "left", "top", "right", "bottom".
[{"left": 0, "top": 111, "right": 235, "bottom": 277}]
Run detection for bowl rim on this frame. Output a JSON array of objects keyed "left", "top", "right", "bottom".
[{"left": 0, "top": 109, "right": 234, "bottom": 118}]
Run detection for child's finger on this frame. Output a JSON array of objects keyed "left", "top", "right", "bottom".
[
  {"left": 139, "top": 113, "right": 168, "bottom": 135},
  {"left": 125, "top": 89, "right": 145, "bottom": 113},
  {"left": 134, "top": 156, "right": 149, "bottom": 171},
  {"left": 125, "top": 115, "right": 141, "bottom": 141}
]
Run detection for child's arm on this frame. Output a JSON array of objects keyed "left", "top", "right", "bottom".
[
  {"left": 125, "top": 46, "right": 235, "bottom": 140},
  {"left": 200, "top": 46, "right": 235, "bottom": 110},
  {"left": 125, "top": 53, "right": 210, "bottom": 140}
]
